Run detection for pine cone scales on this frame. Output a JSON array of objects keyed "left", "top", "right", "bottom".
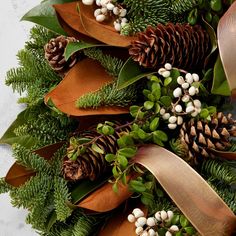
[
  {"left": 63, "top": 126, "right": 131, "bottom": 181},
  {"left": 177, "top": 112, "right": 236, "bottom": 165},
  {"left": 44, "top": 36, "right": 78, "bottom": 75},
  {"left": 129, "top": 23, "right": 210, "bottom": 70}
]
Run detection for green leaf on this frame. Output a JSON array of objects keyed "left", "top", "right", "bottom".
[
  {"left": 180, "top": 215, "right": 190, "bottom": 227},
  {"left": 117, "top": 57, "right": 155, "bottom": 89},
  {"left": 112, "top": 182, "right": 119, "bottom": 193},
  {"left": 141, "top": 192, "right": 154, "bottom": 206},
  {"left": 64, "top": 42, "right": 105, "bottom": 61},
  {"left": 77, "top": 138, "right": 91, "bottom": 144},
  {"left": 117, "top": 155, "right": 128, "bottom": 168},
  {"left": 184, "top": 226, "right": 196, "bottom": 235},
  {"left": 21, "top": 0, "right": 74, "bottom": 35},
  {"left": 105, "top": 154, "right": 116, "bottom": 162},
  {"left": 144, "top": 101, "right": 154, "bottom": 110},
  {"left": 137, "top": 129, "right": 148, "bottom": 140},
  {"left": 130, "top": 105, "right": 140, "bottom": 118},
  {"left": 91, "top": 143, "right": 104, "bottom": 154},
  {"left": 118, "top": 147, "right": 137, "bottom": 158},
  {"left": 129, "top": 180, "right": 146, "bottom": 193},
  {"left": 211, "top": 55, "right": 230, "bottom": 96},
  {"left": 121, "top": 173, "right": 127, "bottom": 185},
  {"left": 164, "top": 77, "right": 172, "bottom": 87},
  {"left": 0, "top": 109, "right": 35, "bottom": 148},
  {"left": 71, "top": 175, "right": 111, "bottom": 204},
  {"left": 117, "top": 135, "right": 134, "bottom": 148},
  {"left": 171, "top": 215, "right": 180, "bottom": 225},
  {"left": 112, "top": 166, "right": 119, "bottom": 178},
  {"left": 160, "top": 96, "right": 172, "bottom": 107},
  {"left": 153, "top": 130, "right": 168, "bottom": 142},
  {"left": 199, "top": 108, "right": 209, "bottom": 119},
  {"left": 149, "top": 117, "right": 159, "bottom": 132}
]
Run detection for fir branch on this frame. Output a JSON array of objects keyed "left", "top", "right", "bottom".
[
  {"left": 0, "top": 178, "right": 12, "bottom": 194},
  {"left": 83, "top": 48, "right": 124, "bottom": 77},
  {"left": 54, "top": 177, "right": 72, "bottom": 221},
  {"left": 72, "top": 216, "right": 97, "bottom": 236},
  {"left": 12, "top": 144, "right": 52, "bottom": 174},
  {"left": 201, "top": 159, "right": 236, "bottom": 185},
  {"left": 76, "top": 81, "right": 138, "bottom": 109},
  {"left": 170, "top": 0, "right": 200, "bottom": 15}
]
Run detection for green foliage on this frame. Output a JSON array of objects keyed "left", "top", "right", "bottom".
[
  {"left": 83, "top": 47, "right": 124, "bottom": 77},
  {"left": 171, "top": 0, "right": 200, "bottom": 15},
  {"left": 0, "top": 178, "right": 12, "bottom": 194}
]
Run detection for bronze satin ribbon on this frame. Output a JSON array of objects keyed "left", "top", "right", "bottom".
[
  {"left": 133, "top": 145, "right": 236, "bottom": 236},
  {"left": 218, "top": 1, "right": 236, "bottom": 98}
]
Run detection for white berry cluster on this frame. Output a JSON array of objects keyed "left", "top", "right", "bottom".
[
  {"left": 158, "top": 63, "right": 202, "bottom": 130},
  {"left": 127, "top": 208, "right": 179, "bottom": 236},
  {"left": 82, "top": 0, "right": 128, "bottom": 33}
]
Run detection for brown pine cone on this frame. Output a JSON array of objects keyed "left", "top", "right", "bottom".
[
  {"left": 129, "top": 23, "right": 210, "bottom": 70},
  {"left": 63, "top": 124, "right": 131, "bottom": 181},
  {"left": 173, "top": 112, "right": 236, "bottom": 165},
  {"left": 44, "top": 36, "right": 79, "bottom": 75}
]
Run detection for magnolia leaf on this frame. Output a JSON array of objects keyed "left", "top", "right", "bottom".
[
  {"left": 64, "top": 41, "right": 105, "bottom": 61},
  {"left": 117, "top": 57, "right": 155, "bottom": 90},
  {"left": 0, "top": 109, "right": 36, "bottom": 148},
  {"left": 21, "top": 0, "right": 75, "bottom": 35},
  {"left": 211, "top": 55, "right": 231, "bottom": 96}
]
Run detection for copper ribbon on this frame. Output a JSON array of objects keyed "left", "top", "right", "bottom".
[
  {"left": 218, "top": 1, "right": 236, "bottom": 98},
  {"left": 133, "top": 145, "right": 236, "bottom": 236}
]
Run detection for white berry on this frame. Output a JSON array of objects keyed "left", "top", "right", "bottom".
[
  {"left": 137, "top": 217, "right": 147, "bottom": 227},
  {"left": 177, "top": 76, "right": 185, "bottom": 85},
  {"left": 173, "top": 87, "right": 182, "bottom": 98},
  {"left": 106, "top": 2, "right": 115, "bottom": 10},
  {"left": 186, "top": 101, "right": 193, "bottom": 107},
  {"left": 127, "top": 214, "right": 136, "bottom": 223},
  {"left": 113, "top": 6, "right": 120, "bottom": 15},
  {"left": 158, "top": 68, "right": 166, "bottom": 75},
  {"left": 164, "top": 63, "right": 172, "bottom": 70},
  {"left": 165, "top": 231, "right": 172, "bottom": 236},
  {"left": 133, "top": 208, "right": 144, "bottom": 218},
  {"left": 167, "top": 211, "right": 174, "bottom": 221},
  {"left": 186, "top": 106, "right": 195, "bottom": 113},
  {"left": 94, "top": 9, "right": 102, "bottom": 17},
  {"left": 101, "top": 7, "right": 108, "bottom": 14},
  {"left": 193, "top": 99, "right": 201, "bottom": 108},
  {"left": 162, "top": 70, "right": 171, "bottom": 78},
  {"left": 168, "top": 123, "right": 177, "bottom": 129},
  {"left": 177, "top": 116, "right": 183, "bottom": 125},
  {"left": 155, "top": 211, "right": 161, "bottom": 221},
  {"left": 160, "top": 108, "right": 166, "bottom": 115},
  {"left": 96, "top": 14, "right": 106, "bottom": 22},
  {"left": 185, "top": 73, "right": 193, "bottom": 84},
  {"left": 191, "top": 110, "right": 199, "bottom": 117},
  {"left": 182, "top": 95, "right": 190, "bottom": 103},
  {"left": 96, "top": 0, "right": 101, "bottom": 6},
  {"left": 82, "top": 0, "right": 94, "bottom": 5},
  {"left": 169, "top": 225, "right": 179, "bottom": 232},
  {"left": 169, "top": 116, "right": 177, "bottom": 124},
  {"left": 121, "top": 17, "right": 128, "bottom": 23},
  {"left": 100, "top": 0, "right": 109, "bottom": 7},
  {"left": 147, "top": 217, "right": 156, "bottom": 227},
  {"left": 162, "top": 113, "right": 170, "bottom": 120},
  {"left": 136, "top": 226, "right": 144, "bottom": 235},
  {"left": 182, "top": 82, "right": 190, "bottom": 89},
  {"left": 114, "top": 23, "right": 121, "bottom": 31},
  {"left": 192, "top": 73, "right": 199, "bottom": 82},
  {"left": 175, "top": 105, "right": 182, "bottom": 113},
  {"left": 148, "top": 229, "right": 156, "bottom": 236},
  {"left": 160, "top": 210, "right": 168, "bottom": 220},
  {"left": 141, "top": 231, "right": 148, "bottom": 236},
  {"left": 189, "top": 86, "right": 196, "bottom": 96},
  {"left": 135, "top": 221, "right": 141, "bottom": 227},
  {"left": 119, "top": 8, "right": 127, "bottom": 17}
]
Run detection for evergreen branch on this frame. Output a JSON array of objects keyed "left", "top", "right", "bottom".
[
  {"left": 0, "top": 178, "right": 12, "bottom": 194},
  {"left": 201, "top": 159, "right": 236, "bottom": 185},
  {"left": 12, "top": 144, "right": 52, "bottom": 174},
  {"left": 83, "top": 48, "right": 124, "bottom": 77},
  {"left": 170, "top": 0, "right": 200, "bottom": 15},
  {"left": 76, "top": 81, "right": 138, "bottom": 109},
  {"left": 72, "top": 216, "right": 97, "bottom": 236},
  {"left": 54, "top": 177, "right": 72, "bottom": 221}
]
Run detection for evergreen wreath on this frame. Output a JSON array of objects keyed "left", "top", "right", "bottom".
[{"left": 0, "top": 0, "right": 236, "bottom": 235}]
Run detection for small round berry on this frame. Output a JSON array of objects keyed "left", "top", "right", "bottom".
[
  {"left": 135, "top": 226, "right": 144, "bottom": 235},
  {"left": 127, "top": 214, "right": 136, "bottom": 223},
  {"left": 100, "top": 0, "right": 109, "bottom": 6},
  {"left": 186, "top": 106, "right": 195, "bottom": 113},
  {"left": 101, "top": 7, "right": 108, "bottom": 14},
  {"left": 94, "top": 8, "right": 102, "bottom": 17},
  {"left": 177, "top": 76, "right": 185, "bottom": 85},
  {"left": 185, "top": 73, "right": 193, "bottom": 84},
  {"left": 188, "top": 86, "right": 196, "bottom": 96},
  {"left": 121, "top": 17, "right": 128, "bottom": 23},
  {"left": 160, "top": 108, "right": 166, "bottom": 115},
  {"left": 181, "top": 95, "right": 189, "bottom": 103},
  {"left": 167, "top": 211, "right": 174, "bottom": 221},
  {"left": 113, "top": 6, "right": 120, "bottom": 15},
  {"left": 135, "top": 221, "right": 141, "bottom": 227},
  {"left": 137, "top": 217, "right": 147, "bottom": 227},
  {"left": 146, "top": 217, "right": 156, "bottom": 227},
  {"left": 175, "top": 104, "right": 183, "bottom": 113},
  {"left": 162, "top": 70, "right": 171, "bottom": 78},
  {"left": 169, "top": 225, "right": 179, "bottom": 232},
  {"left": 182, "top": 82, "right": 190, "bottom": 89},
  {"left": 192, "top": 73, "right": 199, "bottom": 82},
  {"left": 186, "top": 101, "right": 193, "bottom": 107},
  {"left": 160, "top": 210, "right": 168, "bottom": 220},
  {"left": 148, "top": 229, "right": 156, "bottom": 236},
  {"left": 168, "top": 123, "right": 177, "bottom": 129},
  {"left": 133, "top": 208, "right": 144, "bottom": 218},
  {"left": 96, "top": 0, "right": 101, "bottom": 6},
  {"left": 155, "top": 211, "right": 161, "bottom": 221},
  {"left": 158, "top": 68, "right": 166, "bottom": 75},
  {"left": 162, "top": 113, "right": 171, "bottom": 120},
  {"left": 173, "top": 87, "right": 182, "bottom": 98},
  {"left": 141, "top": 231, "right": 148, "bottom": 236},
  {"left": 114, "top": 23, "right": 121, "bottom": 31},
  {"left": 82, "top": 0, "right": 94, "bottom": 5},
  {"left": 106, "top": 2, "right": 115, "bottom": 10},
  {"left": 165, "top": 231, "right": 172, "bottom": 236},
  {"left": 169, "top": 116, "right": 177, "bottom": 124},
  {"left": 96, "top": 14, "right": 106, "bottom": 22},
  {"left": 191, "top": 110, "right": 199, "bottom": 117},
  {"left": 177, "top": 116, "right": 183, "bottom": 125},
  {"left": 164, "top": 63, "right": 172, "bottom": 70},
  {"left": 193, "top": 99, "right": 201, "bottom": 108},
  {"left": 119, "top": 8, "right": 127, "bottom": 17}
]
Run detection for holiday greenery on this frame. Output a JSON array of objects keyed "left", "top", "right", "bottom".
[{"left": 0, "top": 0, "right": 236, "bottom": 235}]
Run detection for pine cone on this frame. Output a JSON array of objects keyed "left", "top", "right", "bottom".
[
  {"left": 44, "top": 36, "right": 79, "bottom": 75},
  {"left": 129, "top": 23, "right": 210, "bottom": 70},
  {"left": 63, "top": 125, "right": 131, "bottom": 181},
  {"left": 175, "top": 112, "right": 236, "bottom": 165}
]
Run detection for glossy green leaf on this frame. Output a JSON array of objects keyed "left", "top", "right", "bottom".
[
  {"left": 211, "top": 55, "right": 230, "bottom": 96},
  {"left": 144, "top": 101, "right": 154, "bottom": 110},
  {"left": 64, "top": 41, "right": 105, "bottom": 61},
  {"left": 180, "top": 215, "right": 190, "bottom": 227},
  {"left": 117, "top": 155, "right": 128, "bottom": 168},
  {"left": 130, "top": 105, "right": 140, "bottom": 118},
  {"left": 92, "top": 143, "right": 104, "bottom": 154},
  {"left": 117, "top": 57, "right": 155, "bottom": 90},
  {"left": 149, "top": 117, "right": 159, "bottom": 132},
  {"left": 118, "top": 147, "right": 137, "bottom": 158},
  {"left": 105, "top": 154, "right": 116, "bottom": 162},
  {"left": 21, "top": 0, "right": 75, "bottom": 35},
  {"left": 0, "top": 109, "right": 36, "bottom": 148},
  {"left": 160, "top": 96, "right": 172, "bottom": 107},
  {"left": 153, "top": 130, "right": 168, "bottom": 142},
  {"left": 129, "top": 180, "right": 146, "bottom": 193}
]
